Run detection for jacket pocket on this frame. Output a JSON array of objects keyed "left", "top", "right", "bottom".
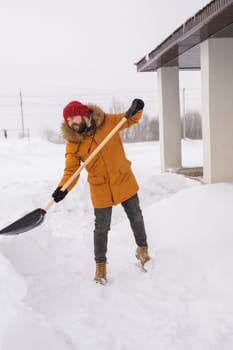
[
  {"left": 119, "top": 160, "right": 132, "bottom": 174},
  {"left": 87, "top": 175, "right": 107, "bottom": 185}
]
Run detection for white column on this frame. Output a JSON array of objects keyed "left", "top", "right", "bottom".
[
  {"left": 201, "top": 38, "right": 233, "bottom": 183},
  {"left": 157, "top": 67, "right": 181, "bottom": 171}
]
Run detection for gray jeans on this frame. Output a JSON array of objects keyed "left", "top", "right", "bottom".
[{"left": 94, "top": 193, "right": 148, "bottom": 262}]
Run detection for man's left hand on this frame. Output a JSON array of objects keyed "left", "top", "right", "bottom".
[{"left": 125, "top": 99, "right": 144, "bottom": 119}]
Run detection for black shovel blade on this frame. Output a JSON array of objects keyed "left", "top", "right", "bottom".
[{"left": 0, "top": 208, "right": 46, "bottom": 235}]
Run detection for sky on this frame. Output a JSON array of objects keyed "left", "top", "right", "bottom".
[
  {"left": 0, "top": 0, "right": 208, "bottom": 134},
  {"left": 1, "top": 137, "right": 233, "bottom": 349}
]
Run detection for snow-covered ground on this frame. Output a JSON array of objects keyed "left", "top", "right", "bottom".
[{"left": 1, "top": 137, "right": 233, "bottom": 350}]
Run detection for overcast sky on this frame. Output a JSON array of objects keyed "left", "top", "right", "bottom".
[{"left": 0, "top": 0, "right": 208, "bottom": 134}]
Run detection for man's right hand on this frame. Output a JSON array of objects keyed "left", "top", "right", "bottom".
[{"left": 52, "top": 186, "right": 68, "bottom": 202}]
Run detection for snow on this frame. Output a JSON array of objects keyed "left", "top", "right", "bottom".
[{"left": 0, "top": 137, "right": 233, "bottom": 349}]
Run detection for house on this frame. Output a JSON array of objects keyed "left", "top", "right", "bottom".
[{"left": 136, "top": 0, "right": 233, "bottom": 183}]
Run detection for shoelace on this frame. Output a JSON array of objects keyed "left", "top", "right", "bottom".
[
  {"left": 137, "top": 247, "right": 150, "bottom": 263},
  {"left": 96, "top": 263, "right": 106, "bottom": 278}
]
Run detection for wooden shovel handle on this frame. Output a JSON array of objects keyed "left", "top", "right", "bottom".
[{"left": 43, "top": 117, "right": 127, "bottom": 212}]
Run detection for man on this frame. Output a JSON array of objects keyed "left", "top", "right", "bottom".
[{"left": 52, "top": 99, "right": 150, "bottom": 284}]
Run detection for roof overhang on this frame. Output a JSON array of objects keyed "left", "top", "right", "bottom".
[{"left": 136, "top": 0, "right": 233, "bottom": 71}]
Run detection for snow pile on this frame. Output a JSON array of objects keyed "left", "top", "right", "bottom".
[
  {"left": 146, "top": 184, "right": 233, "bottom": 349},
  {"left": 0, "top": 252, "right": 73, "bottom": 350}
]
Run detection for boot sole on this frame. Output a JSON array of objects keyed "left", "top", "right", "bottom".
[{"left": 94, "top": 278, "right": 107, "bottom": 285}]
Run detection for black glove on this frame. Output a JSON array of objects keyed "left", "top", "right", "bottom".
[
  {"left": 52, "top": 186, "right": 68, "bottom": 202},
  {"left": 125, "top": 99, "right": 144, "bottom": 119}
]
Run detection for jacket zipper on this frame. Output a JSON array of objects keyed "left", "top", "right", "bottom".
[{"left": 92, "top": 139, "right": 114, "bottom": 205}]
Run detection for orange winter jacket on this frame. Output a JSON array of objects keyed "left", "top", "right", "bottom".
[{"left": 57, "top": 103, "right": 143, "bottom": 208}]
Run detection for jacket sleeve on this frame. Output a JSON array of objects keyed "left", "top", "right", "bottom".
[
  {"left": 106, "top": 108, "right": 143, "bottom": 131},
  {"left": 57, "top": 143, "right": 81, "bottom": 192}
]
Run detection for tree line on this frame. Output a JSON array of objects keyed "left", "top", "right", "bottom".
[{"left": 120, "top": 110, "right": 202, "bottom": 142}]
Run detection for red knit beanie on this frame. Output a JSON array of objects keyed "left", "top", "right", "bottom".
[{"left": 63, "top": 101, "right": 89, "bottom": 120}]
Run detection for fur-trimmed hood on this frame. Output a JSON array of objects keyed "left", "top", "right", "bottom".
[{"left": 61, "top": 104, "right": 105, "bottom": 143}]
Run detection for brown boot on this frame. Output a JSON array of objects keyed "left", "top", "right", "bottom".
[
  {"left": 94, "top": 262, "right": 107, "bottom": 284},
  {"left": 136, "top": 246, "right": 150, "bottom": 268}
]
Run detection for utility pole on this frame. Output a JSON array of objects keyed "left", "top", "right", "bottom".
[
  {"left": 182, "top": 87, "right": 186, "bottom": 140},
  {"left": 19, "top": 89, "right": 25, "bottom": 137}
]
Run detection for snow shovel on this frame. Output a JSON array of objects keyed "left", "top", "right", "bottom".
[{"left": 0, "top": 100, "right": 140, "bottom": 235}]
